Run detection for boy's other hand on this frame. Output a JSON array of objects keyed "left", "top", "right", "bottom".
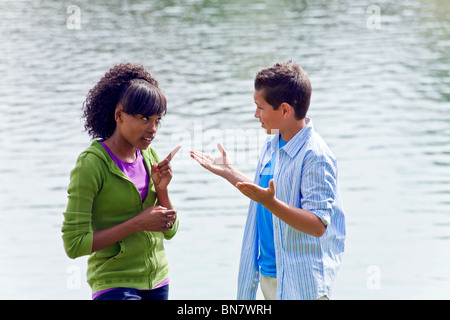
[{"left": 236, "top": 179, "right": 276, "bottom": 206}]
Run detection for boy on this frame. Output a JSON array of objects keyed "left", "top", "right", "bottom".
[{"left": 190, "top": 61, "right": 345, "bottom": 300}]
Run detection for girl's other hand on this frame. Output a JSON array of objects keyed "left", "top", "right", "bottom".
[{"left": 134, "top": 206, "right": 177, "bottom": 232}]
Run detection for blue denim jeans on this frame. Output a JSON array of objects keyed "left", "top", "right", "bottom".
[{"left": 94, "top": 285, "right": 169, "bottom": 300}]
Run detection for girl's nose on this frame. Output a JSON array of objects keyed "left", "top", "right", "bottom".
[{"left": 147, "top": 120, "right": 158, "bottom": 133}]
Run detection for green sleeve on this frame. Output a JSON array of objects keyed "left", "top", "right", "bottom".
[{"left": 61, "top": 153, "right": 102, "bottom": 259}]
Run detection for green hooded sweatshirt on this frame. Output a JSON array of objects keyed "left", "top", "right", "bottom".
[{"left": 62, "top": 140, "right": 178, "bottom": 294}]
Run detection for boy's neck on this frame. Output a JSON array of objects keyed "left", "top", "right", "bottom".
[{"left": 279, "top": 118, "right": 307, "bottom": 142}]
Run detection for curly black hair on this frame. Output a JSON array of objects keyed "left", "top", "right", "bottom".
[{"left": 82, "top": 63, "right": 167, "bottom": 140}]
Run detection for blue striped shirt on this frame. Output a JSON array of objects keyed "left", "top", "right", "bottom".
[{"left": 237, "top": 118, "right": 346, "bottom": 300}]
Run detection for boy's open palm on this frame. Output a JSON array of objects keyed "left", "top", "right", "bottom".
[
  {"left": 236, "top": 179, "right": 276, "bottom": 206},
  {"left": 190, "top": 143, "right": 232, "bottom": 177}
]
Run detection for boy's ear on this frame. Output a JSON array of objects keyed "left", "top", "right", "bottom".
[{"left": 280, "top": 102, "right": 293, "bottom": 119}]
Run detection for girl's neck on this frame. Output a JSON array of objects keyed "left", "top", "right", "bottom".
[{"left": 104, "top": 133, "right": 137, "bottom": 163}]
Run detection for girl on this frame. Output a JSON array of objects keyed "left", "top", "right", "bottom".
[{"left": 62, "top": 63, "right": 180, "bottom": 300}]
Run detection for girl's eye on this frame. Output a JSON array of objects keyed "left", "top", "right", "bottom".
[{"left": 140, "top": 115, "right": 162, "bottom": 124}]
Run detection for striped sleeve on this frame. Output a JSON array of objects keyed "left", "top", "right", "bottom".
[{"left": 300, "top": 153, "right": 337, "bottom": 226}]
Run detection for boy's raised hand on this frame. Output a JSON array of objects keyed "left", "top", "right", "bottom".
[
  {"left": 190, "top": 143, "right": 232, "bottom": 178},
  {"left": 236, "top": 179, "right": 276, "bottom": 206}
]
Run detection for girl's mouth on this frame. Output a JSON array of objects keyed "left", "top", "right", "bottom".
[{"left": 143, "top": 136, "right": 154, "bottom": 143}]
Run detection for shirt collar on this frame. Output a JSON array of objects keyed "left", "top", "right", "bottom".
[{"left": 267, "top": 117, "right": 313, "bottom": 159}]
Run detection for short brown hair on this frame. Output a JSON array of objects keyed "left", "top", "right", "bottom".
[{"left": 254, "top": 61, "right": 311, "bottom": 120}]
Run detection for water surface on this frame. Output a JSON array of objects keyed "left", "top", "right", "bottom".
[{"left": 0, "top": 0, "right": 449, "bottom": 299}]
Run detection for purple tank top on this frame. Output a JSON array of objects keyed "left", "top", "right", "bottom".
[{"left": 99, "top": 142, "right": 149, "bottom": 201}]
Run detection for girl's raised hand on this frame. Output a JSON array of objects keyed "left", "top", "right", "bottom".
[{"left": 151, "top": 145, "right": 181, "bottom": 190}]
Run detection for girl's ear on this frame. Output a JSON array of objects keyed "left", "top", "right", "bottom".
[{"left": 115, "top": 106, "right": 123, "bottom": 122}]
